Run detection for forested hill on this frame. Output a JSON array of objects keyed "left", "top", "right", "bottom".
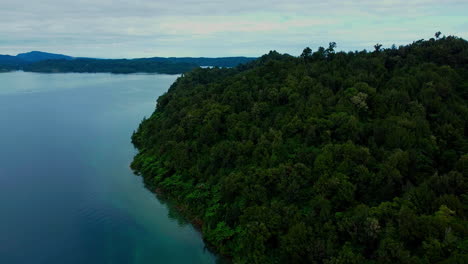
[
  {"left": 20, "top": 57, "right": 255, "bottom": 74},
  {"left": 16, "top": 51, "right": 73, "bottom": 62},
  {"left": 131, "top": 36, "right": 468, "bottom": 263},
  {"left": 22, "top": 58, "right": 199, "bottom": 74},
  {"left": 155, "top": 57, "right": 256, "bottom": 67},
  {"left": 0, "top": 55, "right": 27, "bottom": 71},
  {"left": 0, "top": 51, "right": 73, "bottom": 71},
  {"left": 0, "top": 52, "right": 256, "bottom": 74}
]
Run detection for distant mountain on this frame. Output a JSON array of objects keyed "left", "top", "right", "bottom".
[
  {"left": 0, "top": 55, "right": 24, "bottom": 67},
  {"left": 23, "top": 58, "right": 198, "bottom": 74},
  {"left": 0, "top": 51, "right": 257, "bottom": 74},
  {"left": 0, "top": 51, "right": 73, "bottom": 71},
  {"left": 16, "top": 51, "right": 73, "bottom": 62},
  {"left": 150, "top": 57, "right": 256, "bottom": 67}
]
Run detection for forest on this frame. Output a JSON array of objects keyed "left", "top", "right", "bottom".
[
  {"left": 157, "top": 57, "right": 255, "bottom": 67},
  {"left": 131, "top": 35, "right": 468, "bottom": 263},
  {"left": 0, "top": 54, "right": 255, "bottom": 74},
  {"left": 22, "top": 58, "right": 199, "bottom": 74}
]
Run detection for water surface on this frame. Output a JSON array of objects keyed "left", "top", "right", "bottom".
[{"left": 0, "top": 72, "right": 218, "bottom": 264}]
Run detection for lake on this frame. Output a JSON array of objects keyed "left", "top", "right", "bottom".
[{"left": 0, "top": 72, "right": 219, "bottom": 264}]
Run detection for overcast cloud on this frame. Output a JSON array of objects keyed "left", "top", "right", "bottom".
[{"left": 0, "top": 0, "right": 466, "bottom": 58}]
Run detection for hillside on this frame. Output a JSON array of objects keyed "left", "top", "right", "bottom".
[
  {"left": 131, "top": 36, "right": 468, "bottom": 263},
  {"left": 0, "top": 51, "right": 73, "bottom": 67},
  {"left": 16, "top": 51, "right": 73, "bottom": 62}
]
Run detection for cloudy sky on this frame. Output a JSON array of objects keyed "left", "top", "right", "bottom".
[{"left": 0, "top": 0, "right": 467, "bottom": 58}]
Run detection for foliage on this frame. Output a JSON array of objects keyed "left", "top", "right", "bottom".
[{"left": 132, "top": 35, "right": 468, "bottom": 263}]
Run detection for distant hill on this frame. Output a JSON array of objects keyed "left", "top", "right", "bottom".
[
  {"left": 16, "top": 51, "right": 73, "bottom": 62},
  {"left": 0, "top": 55, "right": 27, "bottom": 70},
  {"left": 0, "top": 51, "right": 257, "bottom": 74},
  {"left": 0, "top": 51, "right": 73, "bottom": 71},
  {"left": 150, "top": 57, "right": 256, "bottom": 67},
  {"left": 23, "top": 58, "right": 199, "bottom": 74}
]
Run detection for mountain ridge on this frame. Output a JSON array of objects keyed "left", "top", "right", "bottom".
[
  {"left": 16, "top": 51, "right": 74, "bottom": 62},
  {"left": 0, "top": 51, "right": 256, "bottom": 73}
]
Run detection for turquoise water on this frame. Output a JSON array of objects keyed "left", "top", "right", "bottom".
[{"left": 0, "top": 72, "right": 218, "bottom": 264}]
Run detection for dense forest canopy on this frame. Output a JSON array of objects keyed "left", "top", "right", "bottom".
[{"left": 132, "top": 35, "right": 468, "bottom": 263}]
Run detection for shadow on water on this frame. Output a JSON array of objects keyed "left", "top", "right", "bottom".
[
  {"left": 0, "top": 72, "right": 225, "bottom": 264},
  {"left": 142, "top": 182, "right": 232, "bottom": 264}
]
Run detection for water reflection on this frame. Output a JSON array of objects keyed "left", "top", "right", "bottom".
[{"left": 0, "top": 72, "right": 220, "bottom": 264}]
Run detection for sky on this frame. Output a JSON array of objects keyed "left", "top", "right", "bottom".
[{"left": 0, "top": 0, "right": 467, "bottom": 58}]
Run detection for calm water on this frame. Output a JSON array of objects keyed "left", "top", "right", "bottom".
[{"left": 0, "top": 72, "right": 218, "bottom": 264}]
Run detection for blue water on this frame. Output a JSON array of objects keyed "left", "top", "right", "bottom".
[{"left": 0, "top": 72, "right": 218, "bottom": 264}]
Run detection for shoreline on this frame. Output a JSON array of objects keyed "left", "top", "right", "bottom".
[{"left": 140, "top": 179, "right": 232, "bottom": 263}]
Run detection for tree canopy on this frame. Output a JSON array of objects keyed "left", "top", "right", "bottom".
[{"left": 131, "top": 35, "right": 468, "bottom": 263}]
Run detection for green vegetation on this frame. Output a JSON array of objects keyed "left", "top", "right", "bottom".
[
  {"left": 159, "top": 57, "right": 256, "bottom": 67},
  {"left": 0, "top": 52, "right": 256, "bottom": 74},
  {"left": 20, "top": 57, "right": 256, "bottom": 74},
  {"left": 22, "top": 58, "right": 198, "bottom": 74},
  {"left": 131, "top": 35, "right": 468, "bottom": 263}
]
